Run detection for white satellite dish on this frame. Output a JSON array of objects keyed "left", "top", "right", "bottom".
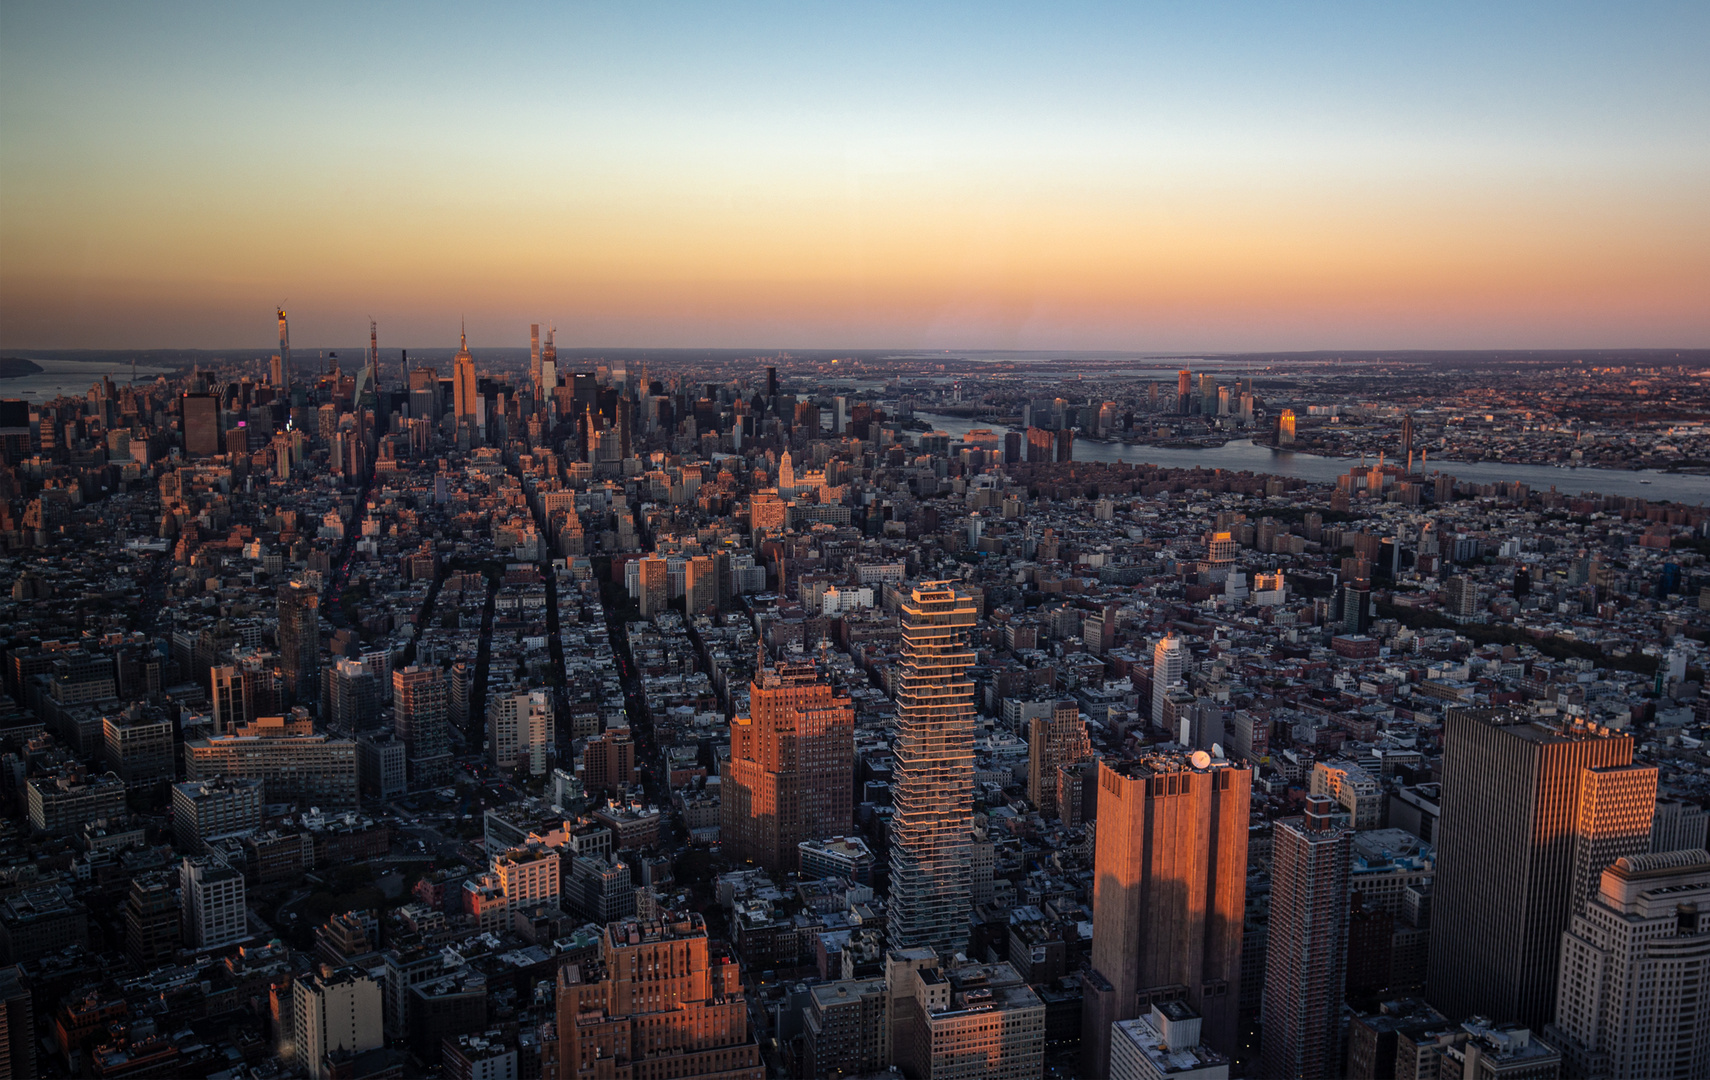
[
  {"left": 1190, "top": 750, "right": 1212, "bottom": 770},
  {"left": 1211, "top": 743, "right": 1225, "bottom": 759}
]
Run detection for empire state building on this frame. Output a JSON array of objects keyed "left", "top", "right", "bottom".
[{"left": 452, "top": 324, "right": 477, "bottom": 443}]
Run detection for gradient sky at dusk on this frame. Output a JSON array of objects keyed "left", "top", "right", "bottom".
[{"left": 2, "top": 2, "right": 1706, "bottom": 352}]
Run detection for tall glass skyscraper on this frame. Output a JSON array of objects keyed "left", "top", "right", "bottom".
[{"left": 887, "top": 582, "right": 977, "bottom": 955}]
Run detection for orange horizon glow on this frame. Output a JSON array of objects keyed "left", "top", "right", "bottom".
[{"left": 2, "top": 4, "right": 1706, "bottom": 351}]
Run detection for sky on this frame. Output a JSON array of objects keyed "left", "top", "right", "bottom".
[{"left": 1, "top": 1, "right": 1706, "bottom": 352}]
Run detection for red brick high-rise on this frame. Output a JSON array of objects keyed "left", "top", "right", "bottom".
[
  {"left": 554, "top": 912, "right": 761, "bottom": 1080},
  {"left": 719, "top": 652, "right": 854, "bottom": 874}
]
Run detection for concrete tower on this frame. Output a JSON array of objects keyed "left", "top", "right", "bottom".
[
  {"left": 1082, "top": 752, "right": 1251, "bottom": 1077},
  {"left": 1552, "top": 849, "right": 1710, "bottom": 1080}
]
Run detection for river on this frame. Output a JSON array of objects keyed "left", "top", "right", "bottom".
[
  {"left": 1, "top": 357, "right": 178, "bottom": 401},
  {"left": 916, "top": 412, "right": 1710, "bottom": 505}
]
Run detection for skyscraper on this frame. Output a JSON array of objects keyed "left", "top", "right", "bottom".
[
  {"left": 452, "top": 324, "right": 477, "bottom": 439},
  {"left": 541, "top": 326, "right": 557, "bottom": 401},
  {"left": 1262, "top": 794, "right": 1353, "bottom": 1080},
  {"left": 529, "top": 322, "right": 541, "bottom": 394},
  {"left": 277, "top": 581, "right": 320, "bottom": 702},
  {"left": 1151, "top": 632, "right": 1185, "bottom": 730},
  {"left": 1027, "top": 700, "right": 1090, "bottom": 813},
  {"left": 392, "top": 665, "right": 451, "bottom": 788},
  {"left": 1082, "top": 752, "right": 1250, "bottom": 1077},
  {"left": 277, "top": 306, "right": 291, "bottom": 394},
  {"left": 1427, "top": 709, "right": 1654, "bottom": 1030},
  {"left": 1551, "top": 849, "right": 1710, "bottom": 1080},
  {"left": 887, "top": 582, "right": 978, "bottom": 956},
  {"left": 1177, "top": 369, "right": 1192, "bottom": 414},
  {"left": 721, "top": 653, "right": 855, "bottom": 873},
  {"left": 182, "top": 392, "right": 221, "bottom": 456}
]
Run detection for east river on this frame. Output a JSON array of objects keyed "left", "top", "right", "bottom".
[{"left": 916, "top": 413, "right": 1710, "bottom": 506}]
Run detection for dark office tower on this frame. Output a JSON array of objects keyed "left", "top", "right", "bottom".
[
  {"left": 0, "top": 964, "right": 33, "bottom": 1080},
  {"left": 1004, "top": 430, "right": 1021, "bottom": 464},
  {"left": 1083, "top": 753, "right": 1250, "bottom": 1077},
  {"left": 1262, "top": 794, "right": 1353, "bottom": 1080},
  {"left": 617, "top": 393, "right": 633, "bottom": 459},
  {"left": 393, "top": 665, "right": 451, "bottom": 788},
  {"left": 721, "top": 653, "right": 856, "bottom": 873},
  {"left": 276, "top": 581, "right": 320, "bottom": 702},
  {"left": 766, "top": 366, "right": 778, "bottom": 399},
  {"left": 277, "top": 307, "right": 291, "bottom": 394},
  {"left": 1341, "top": 583, "right": 1371, "bottom": 634},
  {"left": 1426, "top": 709, "right": 1654, "bottom": 1030},
  {"left": 888, "top": 583, "right": 978, "bottom": 956},
  {"left": 1054, "top": 427, "right": 1074, "bottom": 462},
  {"left": 211, "top": 664, "right": 245, "bottom": 734},
  {"left": 714, "top": 550, "right": 734, "bottom": 608},
  {"left": 1177, "top": 369, "right": 1192, "bottom": 414},
  {"left": 125, "top": 870, "right": 179, "bottom": 967},
  {"left": 1400, "top": 414, "right": 1415, "bottom": 473},
  {"left": 573, "top": 371, "right": 598, "bottom": 410},
  {"left": 182, "top": 392, "right": 220, "bottom": 457}
]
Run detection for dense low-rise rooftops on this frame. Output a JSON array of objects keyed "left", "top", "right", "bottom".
[{"left": 605, "top": 912, "right": 707, "bottom": 946}]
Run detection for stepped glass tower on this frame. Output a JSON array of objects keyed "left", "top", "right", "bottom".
[{"left": 886, "top": 582, "right": 979, "bottom": 955}]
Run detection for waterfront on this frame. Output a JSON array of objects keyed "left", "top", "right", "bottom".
[
  {"left": 916, "top": 412, "right": 1710, "bottom": 505},
  {"left": 1, "top": 356, "right": 177, "bottom": 400}
]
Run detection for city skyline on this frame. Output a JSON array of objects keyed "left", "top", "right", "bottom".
[
  {"left": 2, "top": 3, "right": 1707, "bottom": 351},
  {"left": 4, "top": 5, "right": 1710, "bottom": 1079}
]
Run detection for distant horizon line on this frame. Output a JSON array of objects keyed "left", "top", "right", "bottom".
[{"left": 8, "top": 345, "right": 1709, "bottom": 360}]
